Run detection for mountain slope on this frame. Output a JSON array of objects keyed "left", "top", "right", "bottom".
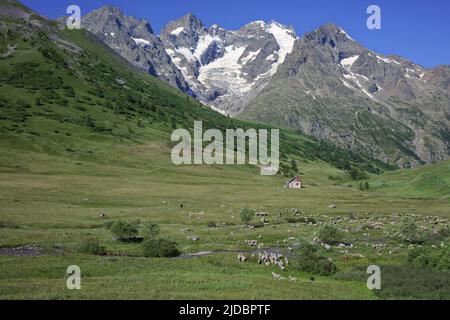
[
  {"left": 79, "top": 5, "right": 191, "bottom": 93},
  {"left": 372, "top": 159, "right": 450, "bottom": 199},
  {"left": 241, "top": 24, "right": 450, "bottom": 167}
]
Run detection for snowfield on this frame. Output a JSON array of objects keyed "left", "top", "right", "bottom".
[{"left": 162, "top": 19, "right": 298, "bottom": 114}]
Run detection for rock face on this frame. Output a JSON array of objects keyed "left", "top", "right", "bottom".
[
  {"left": 241, "top": 24, "right": 450, "bottom": 167},
  {"left": 81, "top": 5, "right": 190, "bottom": 93},
  {"left": 160, "top": 14, "right": 297, "bottom": 115}
]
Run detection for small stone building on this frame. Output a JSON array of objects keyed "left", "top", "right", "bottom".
[{"left": 286, "top": 176, "right": 302, "bottom": 189}]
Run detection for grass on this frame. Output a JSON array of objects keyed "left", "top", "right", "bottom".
[
  {"left": 0, "top": 140, "right": 448, "bottom": 299},
  {"left": 370, "top": 160, "right": 450, "bottom": 199},
  {"left": 0, "top": 254, "right": 375, "bottom": 300}
]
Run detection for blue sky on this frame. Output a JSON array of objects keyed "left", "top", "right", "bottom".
[{"left": 21, "top": 0, "right": 450, "bottom": 68}]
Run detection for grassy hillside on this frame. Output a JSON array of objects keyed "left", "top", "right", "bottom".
[
  {"left": 371, "top": 160, "right": 450, "bottom": 199},
  {"left": 0, "top": 2, "right": 449, "bottom": 300}
]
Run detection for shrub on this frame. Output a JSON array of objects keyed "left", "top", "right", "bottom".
[
  {"left": 142, "top": 238, "right": 180, "bottom": 258},
  {"left": 401, "top": 222, "right": 426, "bottom": 244},
  {"left": 407, "top": 247, "right": 450, "bottom": 271},
  {"left": 110, "top": 220, "right": 140, "bottom": 241},
  {"left": 137, "top": 119, "right": 145, "bottom": 128},
  {"left": 292, "top": 242, "right": 337, "bottom": 276},
  {"left": 317, "top": 224, "right": 344, "bottom": 245},
  {"left": 335, "top": 265, "right": 450, "bottom": 299},
  {"left": 348, "top": 166, "right": 368, "bottom": 181},
  {"left": 359, "top": 182, "right": 370, "bottom": 190},
  {"left": 139, "top": 222, "right": 160, "bottom": 239},
  {"left": 75, "top": 237, "right": 105, "bottom": 255},
  {"left": 290, "top": 159, "right": 298, "bottom": 172},
  {"left": 401, "top": 222, "right": 449, "bottom": 245},
  {"left": 400, "top": 221, "right": 413, "bottom": 238},
  {"left": 240, "top": 208, "right": 255, "bottom": 225}
]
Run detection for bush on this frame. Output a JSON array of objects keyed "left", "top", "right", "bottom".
[
  {"left": 75, "top": 238, "right": 105, "bottom": 255},
  {"left": 317, "top": 224, "right": 344, "bottom": 245},
  {"left": 402, "top": 222, "right": 450, "bottom": 245},
  {"left": 401, "top": 223, "right": 449, "bottom": 245},
  {"left": 335, "top": 265, "right": 450, "bottom": 299},
  {"left": 110, "top": 220, "right": 140, "bottom": 241},
  {"left": 290, "top": 159, "right": 298, "bottom": 172},
  {"left": 142, "top": 238, "right": 180, "bottom": 258},
  {"left": 348, "top": 166, "right": 368, "bottom": 181},
  {"left": 240, "top": 208, "right": 255, "bottom": 225},
  {"left": 407, "top": 247, "right": 450, "bottom": 271},
  {"left": 292, "top": 242, "right": 337, "bottom": 276},
  {"left": 139, "top": 222, "right": 160, "bottom": 239},
  {"left": 401, "top": 222, "right": 428, "bottom": 244},
  {"left": 358, "top": 182, "right": 370, "bottom": 191}
]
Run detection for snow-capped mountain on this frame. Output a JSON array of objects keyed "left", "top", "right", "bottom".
[
  {"left": 241, "top": 24, "right": 450, "bottom": 166},
  {"left": 74, "top": 7, "right": 449, "bottom": 166},
  {"left": 160, "top": 13, "right": 297, "bottom": 115},
  {"left": 80, "top": 6, "right": 190, "bottom": 93}
]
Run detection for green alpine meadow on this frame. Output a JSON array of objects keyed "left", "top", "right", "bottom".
[{"left": 0, "top": 0, "right": 449, "bottom": 301}]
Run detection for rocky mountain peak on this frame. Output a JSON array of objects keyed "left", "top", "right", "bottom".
[
  {"left": 303, "top": 23, "right": 358, "bottom": 48},
  {"left": 82, "top": 6, "right": 190, "bottom": 93},
  {"left": 183, "top": 12, "right": 204, "bottom": 30},
  {"left": 242, "top": 20, "right": 296, "bottom": 36},
  {"left": 100, "top": 5, "right": 124, "bottom": 16},
  {"left": 160, "top": 14, "right": 297, "bottom": 115},
  {"left": 84, "top": 5, "right": 154, "bottom": 36},
  {"left": 163, "top": 12, "right": 204, "bottom": 35}
]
